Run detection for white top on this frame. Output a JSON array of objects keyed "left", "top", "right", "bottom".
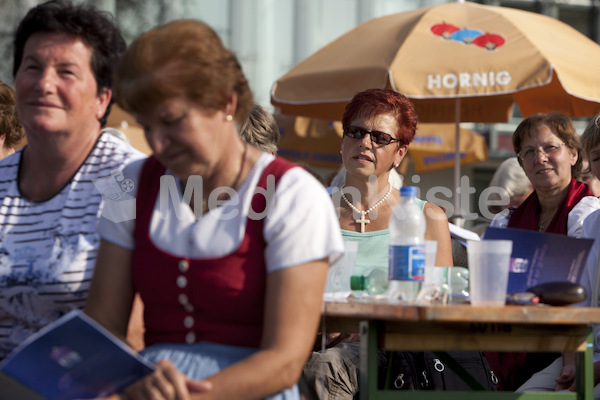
[
  {"left": 490, "top": 196, "right": 600, "bottom": 238},
  {"left": 98, "top": 153, "right": 345, "bottom": 274},
  {"left": 0, "top": 133, "right": 146, "bottom": 360}
]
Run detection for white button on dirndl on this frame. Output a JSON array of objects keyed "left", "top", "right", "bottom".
[
  {"left": 185, "top": 331, "right": 196, "bottom": 344},
  {"left": 184, "top": 315, "right": 194, "bottom": 328},
  {"left": 178, "top": 259, "right": 190, "bottom": 272},
  {"left": 178, "top": 293, "right": 189, "bottom": 305},
  {"left": 177, "top": 275, "right": 188, "bottom": 288}
]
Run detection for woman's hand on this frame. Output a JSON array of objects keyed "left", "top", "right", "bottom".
[
  {"left": 122, "top": 360, "right": 212, "bottom": 400},
  {"left": 554, "top": 364, "right": 576, "bottom": 391},
  {"left": 313, "top": 332, "right": 360, "bottom": 350}
]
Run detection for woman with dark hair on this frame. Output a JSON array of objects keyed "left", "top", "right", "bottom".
[
  {"left": 492, "top": 112, "right": 599, "bottom": 235},
  {"left": 85, "top": 19, "right": 343, "bottom": 400},
  {"left": 512, "top": 113, "right": 600, "bottom": 396},
  {"left": 0, "top": 0, "right": 143, "bottom": 361}
]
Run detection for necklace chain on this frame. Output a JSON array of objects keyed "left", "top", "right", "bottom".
[
  {"left": 537, "top": 209, "right": 557, "bottom": 232},
  {"left": 341, "top": 185, "right": 393, "bottom": 232}
]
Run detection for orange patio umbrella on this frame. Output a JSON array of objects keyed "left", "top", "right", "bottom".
[
  {"left": 271, "top": 1, "right": 600, "bottom": 122},
  {"left": 271, "top": 1, "right": 600, "bottom": 215}
]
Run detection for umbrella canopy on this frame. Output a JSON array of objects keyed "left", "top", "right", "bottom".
[
  {"left": 275, "top": 114, "right": 487, "bottom": 173},
  {"left": 271, "top": 1, "right": 600, "bottom": 218},
  {"left": 271, "top": 1, "right": 600, "bottom": 122}
]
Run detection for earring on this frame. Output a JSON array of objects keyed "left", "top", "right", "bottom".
[
  {"left": 226, "top": 115, "right": 233, "bottom": 122},
  {"left": 340, "top": 149, "right": 343, "bottom": 154},
  {"left": 394, "top": 163, "right": 399, "bottom": 168}
]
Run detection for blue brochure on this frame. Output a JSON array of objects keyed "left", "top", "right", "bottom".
[
  {"left": 0, "top": 310, "right": 154, "bottom": 400},
  {"left": 483, "top": 227, "right": 594, "bottom": 294}
]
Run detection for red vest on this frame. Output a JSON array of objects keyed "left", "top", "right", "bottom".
[{"left": 132, "top": 156, "right": 296, "bottom": 348}]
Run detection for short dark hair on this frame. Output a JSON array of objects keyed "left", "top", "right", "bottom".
[{"left": 13, "top": 0, "right": 126, "bottom": 126}]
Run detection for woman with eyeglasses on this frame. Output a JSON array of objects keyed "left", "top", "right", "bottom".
[
  {"left": 300, "top": 89, "right": 453, "bottom": 400},
  {"left": 491, "top": 112, "right": 599, "bottom": 236},
  {"left": 507, "top": 113, "right": 600, "bottom": 398},
  {"left": 486, "top": 112, "right": 600, "bottom": 392}
]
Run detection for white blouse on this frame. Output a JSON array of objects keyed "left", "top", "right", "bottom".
[{"left": 98, "top": 153, "right": 344, "bottom": 274}]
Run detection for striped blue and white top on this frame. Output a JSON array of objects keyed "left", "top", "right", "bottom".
[{"left": 0, "top": 133, "right": 145, "bottom": 360}]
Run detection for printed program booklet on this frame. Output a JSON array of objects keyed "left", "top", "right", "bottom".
[
  {"left": 483, "top": 227, "right": 594, "bottom": 294},
  {"left": 0, "top": 310, "right": 155, "bottom": 400}
]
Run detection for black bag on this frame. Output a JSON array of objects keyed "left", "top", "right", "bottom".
[{"left": 385, "top": 351, "right": 498, "bottom": 391}]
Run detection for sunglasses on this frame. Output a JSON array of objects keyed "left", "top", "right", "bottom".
[{"left": 342, "top": 125, "right": 401, "bottom": 146}]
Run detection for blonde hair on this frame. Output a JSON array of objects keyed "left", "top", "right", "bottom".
[
  {"left": 489, "top": 157, "right": 531, "bottom": 199},
  {"left": 238, "top": 103, "right": 279, "bottom": 154}
]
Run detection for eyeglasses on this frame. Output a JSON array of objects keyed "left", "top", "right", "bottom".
[
  {"left": 518, "top": 143, "right": 566, "bottom": 162},
  {"left": 342, "top": 125, "right": 401, "bottom": 146}
]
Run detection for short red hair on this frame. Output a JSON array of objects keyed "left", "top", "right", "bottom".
[{"left": 341, "top": 89, "right": 418, "bottom": 146}]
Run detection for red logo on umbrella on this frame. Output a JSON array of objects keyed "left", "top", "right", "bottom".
[{"left": 430, "top": 23, "right": 506, "bottom": 50}]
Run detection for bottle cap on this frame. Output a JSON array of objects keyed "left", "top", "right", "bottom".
[
  {"left": 400, "top": 186, "right": 417, "bottom": 197},
  {"left": 350, "top": 275, "right": 366, "bottom": 290}
]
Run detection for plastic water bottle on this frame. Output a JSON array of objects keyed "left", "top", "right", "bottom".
[
  {"left": 388, "top": 186, "right": 426, "bottom": 301},
  {"left": 350, "top": 267, "right": 388, "bottom": 295}
]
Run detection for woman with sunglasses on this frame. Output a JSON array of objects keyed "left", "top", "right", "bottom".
[
  {"left": 334, "top": 89, "right": 453, "bottom": 270},
  {"left": 486, "top": 112, "right": 600, "bottom": 392},
  {"left": 300, "top": 89, "right": 453, "bottom": 400}
]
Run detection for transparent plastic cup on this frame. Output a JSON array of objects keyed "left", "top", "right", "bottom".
[
  {"left": 467, "top": 240, "right": 513, "bottom": 306},
  {"left": 325, "top": 241, "right": 358, "bottom": 293}
]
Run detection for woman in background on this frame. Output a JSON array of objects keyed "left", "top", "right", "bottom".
[
  {"left": 489, "top": 112, "right": 600, "bottom": 391},
  {"left": 333, "top": 89, "right": 453, "bottom": 274},
  {"left": 301, "top": 89, "right": 453, "bottom": 400},
  {"left": 0, "top": 81, "right": 24, "bottom": 159},
  {"left": 517, "top": 113, "right": 600, "bottom": 396},
  {"left": 491, "top": 112, "right": 599, "bottom": 236}
]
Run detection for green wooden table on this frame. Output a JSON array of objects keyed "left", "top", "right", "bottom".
[{"left": 321, "top": 300, "right": 600, "bottom": 399}]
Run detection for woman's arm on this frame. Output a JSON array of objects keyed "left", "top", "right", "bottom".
[
  {"left": 85, "top": 239, "right": 136, "bottom": 342},
  {"left": 423, "top": 203, "right": 453, "bottom": 266}
]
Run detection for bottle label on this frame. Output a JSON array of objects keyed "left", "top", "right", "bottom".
[{"left": 389, "top": 244, "right": 425, "bottom": 281}]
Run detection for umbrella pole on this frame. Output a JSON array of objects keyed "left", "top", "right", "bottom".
[{"left": 452, "top": 98, "right": 463, "bottom": 226}]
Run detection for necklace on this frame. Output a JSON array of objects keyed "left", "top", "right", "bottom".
[
  {"left": 537, "top": 210, "right": 557, "bottom": 232},
  {"left": 200, "top": 142, "right": 248, "bottom": 215},
  {"left": 341, "top": 185, "right": 393, "bottom": 233}
]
